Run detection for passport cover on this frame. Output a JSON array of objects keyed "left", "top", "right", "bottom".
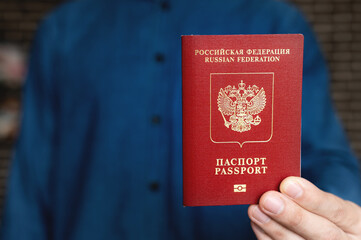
[{"left": 182, "top": 34, "right": 303, "bottom": 206}]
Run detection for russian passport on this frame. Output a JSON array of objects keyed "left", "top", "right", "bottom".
[{"left": 182, "top": 34, "right": 303, "bottom": 206}]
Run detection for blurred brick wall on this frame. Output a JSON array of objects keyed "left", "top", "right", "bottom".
[
  {"left": 289, "top": 0, "right": 361, "bottom": 159},
  {"left": 0, "top": 0, "right": 63, "bottom": 215},
  {"left": 0, "top": 0, "right": 360, "bottom": 216},
  {"left": 0, "top": 1, "right": 62, "bottom": 49}
]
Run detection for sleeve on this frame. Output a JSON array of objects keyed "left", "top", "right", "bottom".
[
  {"left": 1, "top": 17, "right": 57, "bottom": 240},
  {"left": 282, "top": 5, "right": 361, "bottom": 205}
]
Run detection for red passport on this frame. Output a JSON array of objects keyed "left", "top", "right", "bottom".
[{"left": 182, "top": 34, "right": 303, "bottom": 206}]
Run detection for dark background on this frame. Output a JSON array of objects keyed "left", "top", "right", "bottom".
[{"left": 0, "top": 0, "right": 359, "bottom": 215}]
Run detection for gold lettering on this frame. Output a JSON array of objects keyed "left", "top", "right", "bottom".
[
  {"left": 231, "top": 158, "right": 237, "bottom": 166},
  {"left": 216, "top": 159, "right": 223, "bottom": 166},
  {"left": 215, "top": 157, "right": 268, "bottom": 175},
  {"left": 246, "top": 158, "right": 253, "bottom": 165}
]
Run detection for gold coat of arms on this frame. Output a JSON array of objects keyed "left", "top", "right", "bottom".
[{"left": 217, "top": 80, "right": 266, "bottom": 133}]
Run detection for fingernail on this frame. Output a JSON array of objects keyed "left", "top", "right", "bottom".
[
  {"left": 284, "top": 181, "right": 303, "bottom": 199},
  {"left": 251, "top": 206, "right": 271, "bottom": 224},
  {"left": 263, "top": 195, "right": 284, "bottom": 215}
]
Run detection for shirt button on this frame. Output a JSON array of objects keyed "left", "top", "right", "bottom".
[
  {"left": 151, "top": 115, "right": 161, "bottom": 124},
  {"left": 149, "top": 182, "right": 160, "bottom": 192},
  {"left": 155, "top": 52, "right": 165, "bottom": 63},
  {"left": 160, "top": 1, "right": 170, "bottom": 11}
]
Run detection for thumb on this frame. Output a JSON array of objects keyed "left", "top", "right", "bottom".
[{"left": 280, "top": 176, "right": 361, "bottom": 234}]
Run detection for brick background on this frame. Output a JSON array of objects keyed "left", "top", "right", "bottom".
[
  {"left": 289, "top": 0, "right": 361, "bottom": 160},
  {"left": 0, "top": 0, "right": 360, "bottom": 215},
  {"left": 0, "top": 0, "right": 63, "bottom": 216},
  {"left": 0, "top": 1, "right": 61, "bottom": 49}
]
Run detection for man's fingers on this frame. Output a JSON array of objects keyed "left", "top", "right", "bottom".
[
  {"left": 249, "top": 205, "right": 305, "bottom": 240},
  {"left": 280, "top": 176, "right": 361, "bottom": 234},
  {"left": 250, "top": 221, "right": 273, "bottom": 240},
  {"left": 258, "top": 191, "right": 348, "bottom": 240},
  {"left": 249, "top": 177, "right": 361, "bottom": 239}
]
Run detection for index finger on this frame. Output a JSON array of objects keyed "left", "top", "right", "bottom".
[{"left": 280, "top": 176, "right": 361, "bottom": 234}]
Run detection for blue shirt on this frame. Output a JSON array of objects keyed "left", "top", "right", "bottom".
[{"left": 2, "top": 0, "right": 361, "bottom": 239}]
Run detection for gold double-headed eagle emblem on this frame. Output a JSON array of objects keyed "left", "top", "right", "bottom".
[{"left": 217, "top": 81, "right": 266, "bottom": 133}]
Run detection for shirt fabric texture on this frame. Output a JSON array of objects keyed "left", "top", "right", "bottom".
[{"left": 2, "top": 0, "right": 361, "bottom": 239}]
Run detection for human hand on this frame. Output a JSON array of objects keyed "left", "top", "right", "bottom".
[{"left": 248, "top": 176, "right": 361, "bottom": 239}]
